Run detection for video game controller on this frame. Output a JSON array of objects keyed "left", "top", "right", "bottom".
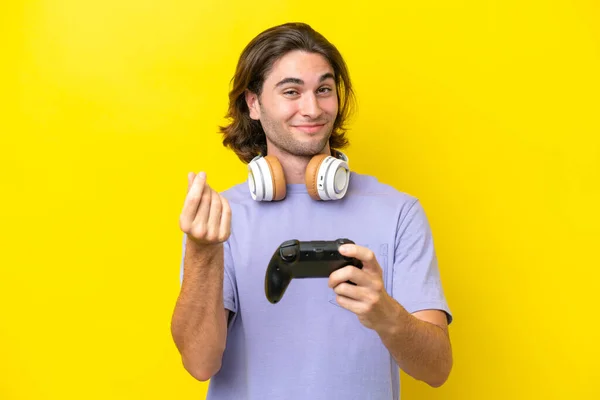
[{"left": 265, "top": 238, "right": 364, "bottom": 304}]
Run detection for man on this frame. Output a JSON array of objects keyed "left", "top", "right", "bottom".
[{"left": 171, "top": 22, "right": 453, "bottom": 399}]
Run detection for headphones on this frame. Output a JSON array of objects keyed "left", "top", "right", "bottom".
[{"left": 247, "top": 150, "right": 351, "bottom": 201}]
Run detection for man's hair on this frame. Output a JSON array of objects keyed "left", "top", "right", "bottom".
[{"left": 219, "top": 22, "right": 356, "bottom": 164}]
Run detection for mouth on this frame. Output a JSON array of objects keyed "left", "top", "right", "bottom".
[{"left": 292, "top": 123, "right": 326, "bottom": 134}]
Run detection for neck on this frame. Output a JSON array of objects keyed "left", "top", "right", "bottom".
[
  {"left": 266, "top": 144, "right": 332, "bottom": 185},
  {"left": 279, "top": 156, "right": 314, "bottom": 184}
]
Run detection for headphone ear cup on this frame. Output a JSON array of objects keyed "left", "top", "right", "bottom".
[
  {"left": 263, "top": 155, "right": 287, "bottom": 201},
  {"left": 248, "top": 155, "right": 284, "bottom": 201},
  {"left": 305, "top": 153, "right": 350, "bottom": 201},
  {"left": 305, "top": 154, "right": 329, "bottom": 200}
]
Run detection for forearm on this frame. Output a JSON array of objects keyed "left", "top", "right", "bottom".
[
  {"left": 376, "top": 299, "right": 452, "bottom": 388},
  {"left": 171, "top": 238, "right": 228, "bottom": 381}
]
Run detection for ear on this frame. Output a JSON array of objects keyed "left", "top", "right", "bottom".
[{"left": 245, "top": 89, "right": 261, "bottom": 120}]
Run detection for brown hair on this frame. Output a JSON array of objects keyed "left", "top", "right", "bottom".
[{"left": 219, "top": 22, "right": 356, "bottom": 164}]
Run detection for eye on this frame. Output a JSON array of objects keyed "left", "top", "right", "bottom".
[
  {"left": 318, "top": 86, "right": 333, "bottom": 94},
  {"left": 283, "top": 89, "right": 299, "bottom": 96}
]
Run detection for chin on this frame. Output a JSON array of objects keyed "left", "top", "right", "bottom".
[
  {"left": 292, "top": 142, "right": 330, "bottom": 157},
  {"left": 269, "top": 127, "right": 332, "bottom": 156}
]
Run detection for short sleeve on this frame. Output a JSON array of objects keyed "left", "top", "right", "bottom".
[
  {"left": 222, "top": 239, "right": 238, "bottom": 313},
  {"left": 179, "top": 234, "right": 237, "bottom": 314},
  {"left": 392, "top": 200, "right": 453, "bottom": 324}
]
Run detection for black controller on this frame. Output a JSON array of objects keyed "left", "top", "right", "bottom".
[{"left": 265, "top": 238, "right": 364, "bottom": 304}]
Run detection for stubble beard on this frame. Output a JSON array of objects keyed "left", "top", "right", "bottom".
[{"left": 260, "top": 115, "right": 332, "bottom": 158}]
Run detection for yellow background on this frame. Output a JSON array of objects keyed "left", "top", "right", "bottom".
[{"left": 2, "top": 0, "right": 599, "bottom": 399}]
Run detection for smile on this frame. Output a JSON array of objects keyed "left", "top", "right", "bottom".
[{"left": 292, "top": 124, "right": 325, "bottom": 134}]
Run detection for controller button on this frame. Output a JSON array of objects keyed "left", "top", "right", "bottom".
[
  {"left": 314, "top": 248, "right": 324, "bottom": 259},
  {"left": 281, "top": 239, "right": 297, "bottom": 247},
  {"left": 280, "top": 244, "right": 298, "bottom": 261}
]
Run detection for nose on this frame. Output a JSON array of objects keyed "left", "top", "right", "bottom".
[{"left": 299, "top": 93, "right": 322, "bottom": 119}]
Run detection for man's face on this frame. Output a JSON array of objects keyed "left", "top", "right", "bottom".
[{"left": 246, "top": 50, "right": 339, "bottom": 157}]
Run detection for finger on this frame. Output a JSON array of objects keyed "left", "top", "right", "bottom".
[
  {"left": 193, "top": 182, "right": 212, "bottom": 230},
  {"left": 335, "top": 294, "right": 367, "bottom": 315},
  {"left": 339, "top": 244, "right": 380, "bottom": 273},
  {"left": 218, "top": 195, "right": 232, "bottom": 242},
  {"left": 187, "top": 172, "right": 196, "bottom": 193},
  {"left": 332, "top": 282, "right": 370, "bottom": 301},
  {"left": 206, "top": 189, "right": 223, "bottom": 240},
  {"left": 328, "top": 265, "right": 371, "bottom": 288},
  {"left": 180, "top": 172, "right": 206, "bottom": 230}
]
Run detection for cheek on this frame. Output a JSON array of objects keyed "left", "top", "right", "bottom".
[
  {"left": 276, "top": 102, "right": 299, "bottom": 121},
  {"left": 321, "top": 97, "right": 339, "bottom": 116}
]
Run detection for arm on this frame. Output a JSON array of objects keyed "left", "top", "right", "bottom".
[
  {"left": 379, "top": 199, "right": 453, "bottom": 386},
  {"left": 374, "top": 301, "right": 452, "bottom": 387},
  {"left": 329, "top": 247, "right": 452, "bottom": 387},
  {"left": 170, "top": 171, "right": 232, "bottom": 381},
  {"left": 171, "top": 239, "right": 230, "bottom": 381}
]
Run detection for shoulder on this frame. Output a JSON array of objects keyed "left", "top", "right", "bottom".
[
  {"left": 218, "top": 180, "right": 251, "bottom": 204},
  {"left": 348, "top": 173, "right": 436, "bottom": 243},
  {"left": 346, "top": 171, "right": 420, "bottom": 209}
]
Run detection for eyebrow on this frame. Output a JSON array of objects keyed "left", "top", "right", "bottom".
[{"left": 274, "top": 72, "right": 335, "bottom": 88}]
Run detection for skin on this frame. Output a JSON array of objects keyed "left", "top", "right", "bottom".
[
  {"left": 171, "top": 49, "right": 453, "bottom": 386},
  {"left": 329, "top": 245, "right": 453, "bottom": 387},
  {"left": 245, "top": 50, "right": 338, "bottom": 184},
  {"left": 171, "top": 172, "right": 232, "bottom": 381}
]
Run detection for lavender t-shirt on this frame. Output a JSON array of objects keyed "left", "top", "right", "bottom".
[{"left": 179, "top": 172, "right": 452, "bottom": 399}]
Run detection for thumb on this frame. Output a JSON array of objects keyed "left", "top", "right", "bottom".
[{"left": 339, "top": 244, "right": 379, "bottom": 273}]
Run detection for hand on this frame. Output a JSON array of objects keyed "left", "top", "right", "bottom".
[
  {"left": 328, "top": 244, "right": 395, "bottom": 330},
  {"left": 179, "top": 172, "right": 232, "bottom": 247}
]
